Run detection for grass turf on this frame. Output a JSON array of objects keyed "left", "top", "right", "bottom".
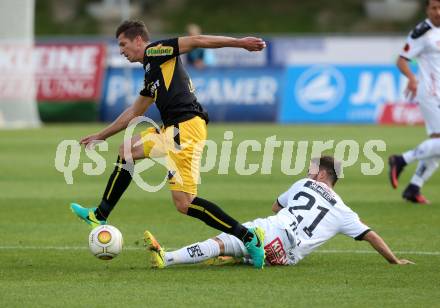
[{"left": 0, "top": 124, "right": 439, "bottom": 307}]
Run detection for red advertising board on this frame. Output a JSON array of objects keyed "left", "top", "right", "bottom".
[
  {"left": 378, "top": 103, "right": 424, "bottom": 125},
  {"left": 35, "top": 43, "right": 106, "bottom": 101},
  {"left": 0, "top": 43, "right": 106, "bottom": 101}
]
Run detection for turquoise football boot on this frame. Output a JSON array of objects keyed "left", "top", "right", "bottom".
[
  {"left": 70, "top": 203, "right": 106, "bottom": 228},
  {"left": 244, "top": 227, "right": 265, "bottom": 269}
]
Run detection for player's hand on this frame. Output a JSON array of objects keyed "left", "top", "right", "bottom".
[
  {"left": 239, "top": 37, "right": 266, "bottom": 51},
  {"left": 404, "top": 78, "right": 418, "bottom": 101},
  {"left": 396, "top": 259, "right": 415, "bottom": 265},
  {"left": 80, "top": 133, "right": 105, "bottom": 149}
]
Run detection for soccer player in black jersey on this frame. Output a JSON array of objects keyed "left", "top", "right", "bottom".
[{"left": 71, "top": 20, "right": 267, "bottom": 268}]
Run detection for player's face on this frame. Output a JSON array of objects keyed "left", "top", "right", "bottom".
[
  {"left": 118, "top": 33, "right": 143, "bottom": 62},
  {"left": 427, "top": 0, "right": 440, "bottom": 27}
]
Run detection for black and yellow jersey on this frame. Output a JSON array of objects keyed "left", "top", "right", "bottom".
[{"left": 140, "top": 38, "right": 209, "bottom": 127}]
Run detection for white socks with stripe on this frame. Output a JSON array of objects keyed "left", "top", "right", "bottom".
[
  {"left": 410, "top": 158, "right": 440, "bottom": 187},
  {"left": 402, "top": 138, "right": 440, "bottom": 188},
  {"left": 403, "top": 138, "right": 440, "bottom": 164},
  {"left": 164, "top": 239, "right": 220, "bottom": 266}
]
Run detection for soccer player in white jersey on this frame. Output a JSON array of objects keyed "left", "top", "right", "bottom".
[
  {"left": 389, "top": 0, "right": 440, "bottom": 204},
  {"left": 144, "top": 156, "right": 413, "bottom": 268}
]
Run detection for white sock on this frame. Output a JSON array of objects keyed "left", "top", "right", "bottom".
[
  {"left": 410, "top": 158, "right": 440, "bottom": 187},
  {"left": 164, "top": 239, "right": 220, "bottom": 266},
  {"left": 403, "top": 138, "right": 440, "bottom": 164}
]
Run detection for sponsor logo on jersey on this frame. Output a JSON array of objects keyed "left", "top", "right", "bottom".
[
  {"left": 146, "top": 44, "right": 174, "bottom": 57},
  {"left": 264, "top": 237, "right": 288, "bottom": 265},
  {"left": 146, "top": 80, "right": 160, "bottom": 98}
]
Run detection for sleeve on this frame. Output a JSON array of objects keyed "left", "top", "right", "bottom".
[
  {"left": 276, "top": 179, "right": 306, "bottom": 208},
  {"left": 399, "top": 32, "right": 426, "bottom": 60},
  {"left": 339, "top": 209, "right": 370, "bottom": 241},
  {"left": 277, "top": 190, "right": 289, "bottom": 208},
  {"left": 139, "top": 81, "right": 154, "bottom": 98},
  {"left": 144, "top": 38, "right": 180, "bottom": 64}
]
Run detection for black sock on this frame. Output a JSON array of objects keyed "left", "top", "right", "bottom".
[
  {"left": 396, "top": 155, "right": 407, "bottom": 167},
  {"left": 404, "top": 183, "right": 420, "bottom": 195},
  {"left": 187, "top": 197, "right": 253, "bottom": 243},
  {"left": 94, "top": 155, "right": 133, "bottom": 220}
]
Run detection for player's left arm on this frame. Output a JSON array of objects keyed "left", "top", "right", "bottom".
[
  {"left": 272, "top": 200, "right": 283, "bottom": 213},
  {"left": 361, "top": 231, "right": 414, "bottom": 265},
  {"left": 272, "top": 185, "right": 297, "bottom": 213},
  {"left": 178, "top": 35, "right": 266, "bottom": 54}
]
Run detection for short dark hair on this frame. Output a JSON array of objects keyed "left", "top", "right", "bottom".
[
  {"left": 427, "top": 0, "right": 440, "bottom": 6},
  {"left": 311, "top": 156, "right": 341, "bottom": 186},
  {"left": 115, "top": 20, "right": 150, "bottom": 41}
]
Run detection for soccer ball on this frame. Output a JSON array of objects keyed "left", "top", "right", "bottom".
[{"left": 88, "top": 225, "right": 123, "bottom": 260}]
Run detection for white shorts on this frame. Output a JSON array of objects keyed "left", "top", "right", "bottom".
[
  {"left": 418, "top": 94, "right": 440, "bottom": 135},
  {"left": 216, "top": 217, "right": 296, "bottom": 265}
]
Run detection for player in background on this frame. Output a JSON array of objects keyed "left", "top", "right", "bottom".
[
  {"left": 145, "top": 156, "right": 414, "bottom": 268},
  {"left": 185, "top": 23, "right": 206, "bottom": 69},
  {"left": 389, "top": 0, "right": 440, "bottom": 204},
  {"left": 70, "top": 20, "right": 266, "bottom": 268}
]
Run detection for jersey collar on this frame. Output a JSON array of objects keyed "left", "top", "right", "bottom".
[{"left": 142, "top": 45, "right": 149, "bottom": 69}]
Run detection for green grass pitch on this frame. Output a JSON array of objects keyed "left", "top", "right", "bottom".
[{"left": 1, "top": 123, "right": 439, "bottom": 307}]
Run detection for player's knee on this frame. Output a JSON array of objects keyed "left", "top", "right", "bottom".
[
  {"left": 173, "top": 199, "right": 190, "bottom": 214},
  {"left": 172, "top": 192, "right": 193, "bottom": 214},
  {"left": 118, "top": 144, "right": 126, "bottom": 159},
  {"left": 118, "top": 142, "right": 136, "bottom": 160},
  {"left": 213, "top": 237, "right": 225, "bottom": 255}
]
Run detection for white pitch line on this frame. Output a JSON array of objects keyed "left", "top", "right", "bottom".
[
  {"left": 0, "top": 246, "right": 439, "bottom": 256},
  {"left": 0, "top": 246, "right": 138, "bottom": 251},
  {"left": 316, "top": 249, "right": 440, "bottom": 256}
]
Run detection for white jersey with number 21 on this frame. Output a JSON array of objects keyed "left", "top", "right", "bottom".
[{"left": 275, "top": 178, "right": 370, "bottom": 264}]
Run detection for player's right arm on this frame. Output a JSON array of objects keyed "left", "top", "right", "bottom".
[
  {"left": 80, "top": 95, "right": 154, "bottom": 147},
  {"left": 397, "top": 56, "right": 418, "bottom": 101},
  {"left": 397, "top": 21, "right": 430, "bottom": 100},
  {"left": 361, "top": 231, "right": 414, "bottom": 265}
]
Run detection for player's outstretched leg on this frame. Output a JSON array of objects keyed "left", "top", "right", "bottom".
[
  {"left": 144, "top": 230, "right": 234, "bottom": 268},
  {"left": 144, "top": 230, "right": 166, "bottom": 269},
  {"left": 185, "top": 196, "right": 266, "bottom": 269},
  {"left": 244, "top": 227, "right": 265, "bottom": 269},
  {"left": 388, "top": 155, "right": 407, "bottom": 189},
  {"left": 70, "top": 203, "right": 106, "bottom": 228}
]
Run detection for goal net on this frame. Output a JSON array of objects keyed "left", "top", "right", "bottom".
[{"left": 0, "top": 0, "right": 41, "bottom": 128}]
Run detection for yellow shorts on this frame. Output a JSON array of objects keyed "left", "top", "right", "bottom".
[{"left": 140, "top": 116, "right": 207, "bottom": 195}]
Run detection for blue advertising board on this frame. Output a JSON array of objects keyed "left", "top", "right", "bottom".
[
  {"left": 279, "top": 65, "right": 409, "bottom": 123},
  {"left": 101, "top": 66, "right": 283, "bottom": 123},
  {"left": 100, "top": 66, "right": 161, "bottom": 122},
  {"left": 188, "top": 67, "right": 282, "bottom": 122}
]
